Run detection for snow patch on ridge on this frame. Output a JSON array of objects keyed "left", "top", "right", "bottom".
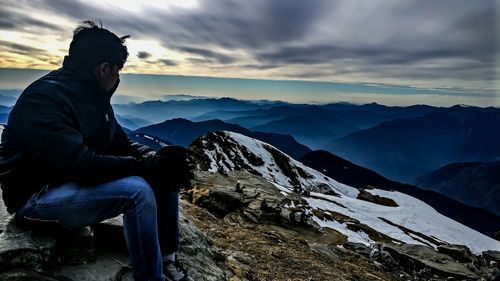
[
  {"left": 199, "top": 130, "right": 500, "bottom": 253},
  {"left": 226, "top": 131, "right": 358, "bottom": 197}
]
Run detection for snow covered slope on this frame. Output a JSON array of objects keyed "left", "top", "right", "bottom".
[{"left": 190, "top": 131, "right": 500, "bottom": 254}]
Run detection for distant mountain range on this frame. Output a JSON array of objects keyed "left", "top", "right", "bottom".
[
  {"left": 113, "top": 97, "right": 288, "bottom": 124},
  {"left": 0, "top": 105, "right": 11, "bottom": 124},
  {"left": 0, "top": 89, "right": 21, "bottom": 107},
  {"left": 413, "top": 161, "right": 500, "bottom": 216},
  {"left": 133, "top": 118, "right": 311, "bottom": 160},
  {"left": 300, "top": 150, "right": 500, "bottom": 237},
  {"left": 116, "top": 97, "right": 500, "bottom": 184},
  {"left": 118, "top": 99, "right": 441, "bottom": 147},
  {"left": 201, "top": 102, "right": 444, "bottom": 131},
  {"left": 251, "top": 115, "right": 354, "bottom": 149},
  {"left": 115, "top": 114, "right": 152, "bottom": 131},
  {"left": 193, "top": 103, "right": 438, "bottom": 149},
  {"left": 326, "top": 107, "right": 500, "bottom": 182}
]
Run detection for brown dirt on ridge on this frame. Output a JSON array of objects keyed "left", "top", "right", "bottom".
[{"left": 181, "top": 199, "right": 400, "bottom": 281}]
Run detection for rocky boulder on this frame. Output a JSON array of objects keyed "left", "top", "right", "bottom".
[
  {"left": 437, "top": 244, "right": 476, "bottom": 263},
  {"left": 0, "top": 221, "right": 55, "bottom": 273},
  {"left": 370, "top": 243, "right": 500, "bottom": 280},
  {"left": 482, "top": 250, "right": 500, "bottom": 264},
  {"left": 188, "top": 170, "right": 314, "bottom": 228},
  {"left": 0, "top": 190, "right": 226, "bottom": 281}
]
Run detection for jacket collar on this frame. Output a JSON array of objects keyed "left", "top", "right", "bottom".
[{"left": 61, "top": 56, "right": 118, "bottom": 102}]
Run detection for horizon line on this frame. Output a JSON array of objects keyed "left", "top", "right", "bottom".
[{"left": 0, "top": 67, "right": 489, "bottom": 97}]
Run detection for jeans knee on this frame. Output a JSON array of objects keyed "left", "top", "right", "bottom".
[{"left": 126, "top": 176, "right": 157, "bottom": 213}]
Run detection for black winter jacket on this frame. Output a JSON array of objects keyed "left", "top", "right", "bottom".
[{"left": 0, "top": 56, "right": 153, "bottom": 214}]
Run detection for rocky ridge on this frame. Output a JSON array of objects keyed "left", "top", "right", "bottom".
[
  {"left": 188, "top": 130, "right": 500, "bottom": 280},
  {"left": 190, "top": 131, "right": 500, "bottom": 252},
  {"left": 0, "top": 129, "right": 499, "bottom": 280}
]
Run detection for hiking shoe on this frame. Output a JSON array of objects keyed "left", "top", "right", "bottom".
[{"left": 163, "top": 259, "right": 193, "bottom": 281}]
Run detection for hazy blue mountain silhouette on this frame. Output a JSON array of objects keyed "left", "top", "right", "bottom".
[
  {"left": 194, "top": 103, "right": 453, "bottom": 150},
  {"left": 224, "top": 105, "right": 324, "bottom": 127},
  {"left": 192, "top": 109, "right": 260, "bottom": 122},
  {"left": 251, "top": 114, "right": 357, "bottom": 149},
  {"left": 0, "top": 114, "right": 9, "bottom": 124},
  {"left": 0, "top": 89, "right": 21, "bottom": 106},
  {"left": 115, "top": 114, "right": 152, "bottom": 131},
  {"left": 414, "top": 161, "right": 500, "bottom": 216},
  {"left": 113, "top": 97, "right": 287, "bottom": 124},
  {"left": 322, "top": 102, "right": 438, "bottom": 117},
  {"left": 0, "top": 105, "right": 12, "bottom": 123},
  {"left": 223, "top": 104, "right": 409, "bottom": 130},
  {"left": 195, "top": 104, "right": 332, "bottom": 124},
  {"left": 325, "top": 108, "right": 500, "bottom": 182},
  {"left": 134, "top": 118, "right": 311, "bottom": 159},
  {"left": 300, "top": 150, "right": 500, "bottom": 238},
  {"left": 197, "top": 103, "right": 446, "bottom": 130},
  {"left": 0, "top": 95, "right": 16, "bottom": 107},
  {"left": 193, "top": 107, "right": 277, "bottom": 125},
  {"left": 321, "top": 109, "right": 392, "bottom": 130},
  {"left": 0, "top": 105, "right": 11, "bottom": 114},
  {"left": 201, "top": 105, "right": 368, "bottom": 148}
]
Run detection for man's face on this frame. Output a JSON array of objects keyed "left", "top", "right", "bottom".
[{"left": 95, "top": 63, "right": 121, "bottom": 93}]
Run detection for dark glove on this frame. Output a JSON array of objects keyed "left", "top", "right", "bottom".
[{"left": 137, "top": 146, "right": 195, "bottom": 192}]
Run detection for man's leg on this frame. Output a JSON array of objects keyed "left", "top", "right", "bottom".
[
  {"left": 154, "top": 189, "right": 195, "bottom": 281},
  {"left": 16, "top": 176, "right": 164, "bottom": 281},
  {"left": 155, "top": 190, "right": 180, "bottom": 258}
]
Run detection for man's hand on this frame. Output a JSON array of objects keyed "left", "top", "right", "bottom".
[{"left": 137, "top": 146, "right": 195, "bottom": 192}]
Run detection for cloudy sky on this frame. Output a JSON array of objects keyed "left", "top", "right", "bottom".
[{"left": 0, "top": 0, "right": 498, "bottom": 105}]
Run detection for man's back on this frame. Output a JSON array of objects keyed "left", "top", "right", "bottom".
[{"left": 0, "top": 59, "right": 135, "bottom": 214}]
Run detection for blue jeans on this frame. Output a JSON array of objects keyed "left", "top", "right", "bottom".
[{"left": 16, "top": 176, "right": 179, "bottom": 281}]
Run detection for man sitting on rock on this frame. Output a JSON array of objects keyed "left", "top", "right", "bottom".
[{"left": 0, "top": 20, "right": 194, "bottom": 281}]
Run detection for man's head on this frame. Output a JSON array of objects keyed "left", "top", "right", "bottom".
[{"left": 68, "top": 20, "right": 130, "bottom": 92}]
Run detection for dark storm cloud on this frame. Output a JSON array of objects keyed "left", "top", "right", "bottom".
[
  {"left": 137, "top": 51, "right": 152, "bottom": 59},
  {"left": 338, "top": 62, "right": 495, "bottom": 82},
  {"left": 158, "top": 0, "right": 330, "bottom": 48},
  {"left": 0, "top": 8, "right": 62, "bottom": 31},
  {"left": 453, "top": 7, "right": 496, "bottom": 56},
  {"left": 0, "top": 40, "right": 47, "bottom": 56},
  {"left": 186, "top": 58, "right": 208, "bottom": 65},
  {"left": 159, "top": 59, "right": 177, "bottom": 66},
  {"left": 27, "top": 0, "right": 103, "bottom": 22},
  {"left": 0, "top": 0, "right": 152, "bottom": 37},
  {"left": 283, "top": 71, "right": 333, "bottom": 79},
  {"left": 174, "top": 46, "right": 236, "bottom": 64},
  {"left": 10, "top": 0, "right": 328, "bottom": 48},
  {"left": 0, "top": 10, "right": 16, "bottom": 29},
  {"left": 289, "top": 58, "right": 496, "bottom": 84},
  {"left": 256, "top": 44, "right": 491, "bottom": 66},
  {"left": 241, "top": 64, "right": 280, "bottom": 70}
]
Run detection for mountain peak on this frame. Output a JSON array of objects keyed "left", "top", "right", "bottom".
[
  {"left": 191, "top": 130, "right": 352, "bottom": 194},
  {"left": 189, "top": 130, "right": 500, "bottom": 254}
]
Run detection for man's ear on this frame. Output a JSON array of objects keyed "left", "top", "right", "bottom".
[{"left": 94, "top": 62, "right": 110, "bottom": 78}]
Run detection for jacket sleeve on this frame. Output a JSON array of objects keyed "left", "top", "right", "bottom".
[
  {"left": 109, "top": 120, "right": 155, "bottom": 159},
  {"left": 9, "top": 92, "right": 140, "bottom": 186}
]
